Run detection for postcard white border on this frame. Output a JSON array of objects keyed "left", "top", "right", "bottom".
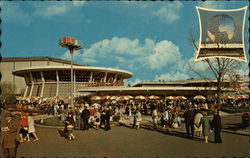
[{"left": 195, "top": 6, "right": 248, "bottom": 62}]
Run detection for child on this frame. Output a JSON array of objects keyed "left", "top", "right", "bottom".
[{"left": 64, "top": 113, "right": 75, "bottom": 140}]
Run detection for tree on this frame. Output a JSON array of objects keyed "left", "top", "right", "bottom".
[
  {"left": 188, "top": 31, "right": 244, "bottom": 107},
  {"left": 0, "top": 82, "right": 17, "bottom": 105}
]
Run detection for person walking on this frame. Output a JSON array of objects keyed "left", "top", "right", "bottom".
[
  {"left": 152, "top": 108, "right": 158, "bottom": 131},
  {"left": 199, "top": 112, "right": 211, "bottom": 143},
  {"left": 19, "top": 112, "right": 29, "bottom": 142},
  {"left": 1, "top": 113, "right": 20, "bottom": 158},
  {"left": 27, "top": 113, "right": 39, "bottom": 141},
  {"left": 194, "top": 111, "right": 203, "bottom": 137},
  {"left": 162, "top": 108, "right": 172, "bottom": 133},
  {"left": 94, "top": 109, "right": 101, "bottom": 130},
  {"left": 104, "top": 106, "right": 111, "bottom": 131},
  {"left": 64, "top": 112, "right": 75, "bottom": 140},
  {"left": 211, "top": 109, "right": 222, "bottom": 143},
  {"left": 81, "top": 106, "right": 90, "bottom": 131},
  {"left": 135, "top": 109, "right": 142, "bottom": 130},
  {"left": 132, "top": 109, "right": 137, "bottom": 129},
  {"left": 183, "top": 107, "right": 195, "bottom": 138},
  {"left": 75, "top": 107, "right": 82, "bottom": 130}
]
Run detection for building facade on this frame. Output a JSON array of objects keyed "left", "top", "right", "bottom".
[
  {"left": 1, "top": 57, "right": 133, "bottom": 97},
  {"left": 1, "top": 57, "right": 247, "bottom": 99}
]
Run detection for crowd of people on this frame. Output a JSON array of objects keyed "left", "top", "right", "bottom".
[
  {"left": 1, "top": 95, "right": 248, "bottom": 158},
  {"left": 25, "top": 98, "right": 223, "bottom": 144},
  {"left": 2, "top": 96, "right": 246, "bottom": 155}
]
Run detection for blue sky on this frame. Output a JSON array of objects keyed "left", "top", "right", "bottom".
[{"left": 1, "top": 1, "right": 249, "bottom": 85}]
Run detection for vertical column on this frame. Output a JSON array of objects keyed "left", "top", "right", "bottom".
[
  {"left": 104, "top": 72, "right": 108, "bottom": 83},
  {"left": 23, "top": 86, "right": 28, "bottom": 97},
  {"left": 74, "top": 70, "right": 76, "bottom": 97},
  {"left": 56, "top": 70, "right": 59, "bottom": 96},
  {"left": 40, "top": 71, "right": 45, "bottom": 98},
  {"left": 120, "top": 76, "right": 123, "bottom": 86},
  {"left": 29, "top": 72, "right": 34, "bottom": 97},
  {"left": 89, "top": 71, "right": 93, "bottom": 82},
  {"left": 114, "top": 74, "right": 118, "bottom": 82}
]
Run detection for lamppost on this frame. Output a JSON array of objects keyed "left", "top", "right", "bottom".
[{"left": 59, "top": 37, "right": 83, "bottom": 107}]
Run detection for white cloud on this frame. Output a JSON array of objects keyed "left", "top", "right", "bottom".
[
  {"left": 60, "top": 37, "right": 192, "bottom": 83},
  {"left": 153, "top": 2, "right": 183, "bottom": 23},
  {"left": 61, "top": 37, "right": 185, "bottom": 71},
  {"left": 155, "top": 72, "right": 189, "bottom": 81},
  {"left": 147, "top": 40, "right": 183, "bottom": 69},
  {"left": 198, "top": 1, "right": 226, "bottom": 9},
  {"left": 33, "top": 2, "right": 87, "bottom": 17},
  {"left": 126, "top": 78, "right": 142, "bottom": 86},
  {"left": 187, "top": 57, "right": 209, "bottom": 72},
  {"left": 114, "top": 56, "right": 126, "bottom": 63},
  {"left": 2, "top": 2, "right": 31, "bottom": 25},
  {"left": 34, "top": 3, "right": 68, "bottom": 16}
]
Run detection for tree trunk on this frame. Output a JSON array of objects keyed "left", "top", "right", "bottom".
[{"left": 216, "top": 76, "right": 222, "bottom": 109}]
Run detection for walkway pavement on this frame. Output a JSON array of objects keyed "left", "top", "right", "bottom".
[{"left": 118, "top": 114, "right": 250, "bottom": 136}]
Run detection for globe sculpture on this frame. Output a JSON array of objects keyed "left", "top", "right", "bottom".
[{"left": 207, "top": 14, "right": 236, "bottom": 44}]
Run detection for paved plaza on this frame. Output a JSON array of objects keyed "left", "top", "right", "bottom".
[{"left": 1, "top": 113, "right": 249, "bottom": 158}]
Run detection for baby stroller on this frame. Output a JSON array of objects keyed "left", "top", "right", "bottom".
[{"left": 64, "top": 121, "right": 75, "bottom": 140}]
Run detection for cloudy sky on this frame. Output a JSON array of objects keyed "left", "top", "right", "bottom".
[{"left": 1, "top": 1, "right": 249, "bottom": 85}]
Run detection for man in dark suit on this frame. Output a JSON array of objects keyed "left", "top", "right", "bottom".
[
  {"left": 183, "top": 106, "right": 195, "bottom": 138},
  {"left": 211, "top": 110, "right": 222, "bottom": 143},
  {"left": 104, "top": 106, "right": 111, "bottom": 131},
  {"left": 1, "top": 113, "right": 20, "bottom": 158},
  {"left": 81, "top": 106, "right": 90, "bottom": 131}
]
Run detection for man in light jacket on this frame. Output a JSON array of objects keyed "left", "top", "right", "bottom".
[{"left": 1, "top": 113, "right": 20, "bottom": 158}]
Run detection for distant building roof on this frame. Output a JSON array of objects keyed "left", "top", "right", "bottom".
[
  {"left": 1, "top": 56, "right": 87, "bottom": 66},
  {"left": 133, "top": 78, "right": 232, "bottom": 87}
]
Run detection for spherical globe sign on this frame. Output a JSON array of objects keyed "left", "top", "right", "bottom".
[{"left": 207, "top": 14, "right": 236, "bottom": 44}]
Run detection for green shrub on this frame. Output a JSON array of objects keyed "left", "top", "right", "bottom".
[{"left": 0, "top": 82, "right": 17, "bottom": 105}]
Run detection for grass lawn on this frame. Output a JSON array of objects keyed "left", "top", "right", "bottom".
[{"left": 35, "top": 117, "right": 64, "bottom": 127}]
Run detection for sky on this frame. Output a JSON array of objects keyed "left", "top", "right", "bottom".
[{"left": 1, "top": 1, "right": 249, "bottom": 85}]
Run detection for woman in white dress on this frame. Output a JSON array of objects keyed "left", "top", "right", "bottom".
[
  {"left": 28, "top": 113, "right": 39, "bottom": 141},
  {"left": 135, "top": 109, "right": 142, "bottom": 130},
  {"left": 194, "top": 112, "right": 203, "bottom": 137}
]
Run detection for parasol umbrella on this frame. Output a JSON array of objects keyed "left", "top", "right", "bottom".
[
  {"left": 126, "top": 95, "right": 134, "bottom": 99},
  {"left": 26, "top": 96, "right": 38, "bottom": 102},
  {"left": 100, "top": 96, "right": 110, "bottom": 100},
  {"left": 90, "top": 96, "right": 102, "bottom": 100},
  {"left": 47, "top": 97, "right": 54, "bottom": 102},
  {"left": 42, "top": 98, "right": 48, "bottom": 102},
  {"left": 176, "top": 96, "right": 187, "bottom": 100},
  {"left": 65, "top": 96, "right": 71, "bottom": 100},
  {"left": 240, "top": 95, "right": 249, "bottom": 99},
  {"left": 116, "top": 96, "right": 130, "bottom": 101},
  {"left": 135, "top": 95, "right": 146, "bottom": 100},
  {"left": 93, "top": 103, "right": 101, "bottom": 108},
  {"left": 165, "top": 96, "right": 176, "bottom": 100},
  {"left": 223, "top": 96, "right": 233, "bottom": 100},
  {"left": 193, "top": 95, "right": 206, "bottom": 100},
  {"left": 233, "top": 95, "right": 248, "bottom": 100},
  {"left": 110, "top": 96, "right": 118, "bottom": 100},
  {"left": 55, "top": 96, "right": 63, "bottom": 100},
  {"left": 149, "top": 95, "right": 160, "bottom": 99},
  {"left": 104, "top": 95, "right": 111, "bottom": 100}
]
